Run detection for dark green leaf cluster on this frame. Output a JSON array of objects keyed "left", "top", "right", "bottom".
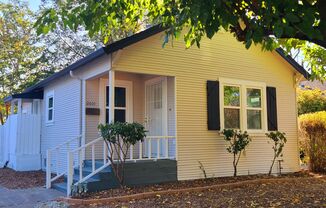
[
  {"left": 266, "top": 131, "right": 287, "bottom": 158},
  {"left": 221, "top": 129, "right": 251, "bottom": 154},
  {"left": 98, "top": 122, "right": 146, "bottom": 145},
  {"left": 35, "top": 0, "right": 326, "bottom": 49}
]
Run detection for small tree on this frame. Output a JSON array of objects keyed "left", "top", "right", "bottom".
[
  {"left": 266, "top": 131, "right": 287, "bottom": 175},
  {"left": 98, "top": 122, "right": 146, "bottom": 186},
  {"left": 220, "top": 129, "right": 251, "bottom": 177}
]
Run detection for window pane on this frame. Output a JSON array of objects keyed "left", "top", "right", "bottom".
[
  {"left": 106, "top": 86, "right": 109, "bottom": 107},
  {"left": 106, "top": 86, "right": 126, "bottom": 107},
  {"left": 247, "top": 110, "right": 262, "bottom": 129},
  {"left": 224, "top": 86, "right": 240, "bottom": 106},
  {"left": 48, "top": 97, "right": 53, "bottom": 108},
  {"left": 115, "top": 87, "right": 126, "bottom": 107},
  {"left": 115, "top": 109, "right": 126, "bottom": 123},
  {"left": 224, "top": 108, "right": 240, "bottom": 129},
  {"left": 106, "top": 109, "right": 109, "bottom": 123},
  {"left": 247, "top": 88, "right": 261, "bottom": 108},
  {"left": 106, "top": 109, "right": 126, "bottom": 123},
  {"left": 48, "top": 109, "right": 53, "bottom": 121}
]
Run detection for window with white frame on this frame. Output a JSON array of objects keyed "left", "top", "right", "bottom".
[
  {"left": 106, "top": 86, "right": 127, "bottom": 123},
  {"left": 46, "top": 91, "right": 54, "bottom": 123},
  {"left": 220, "top": 78, "right": 266, "bottom": 131}
]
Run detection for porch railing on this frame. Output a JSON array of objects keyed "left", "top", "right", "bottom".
[
  {"left": 67, "top": 136, "right": 109, "bottom": 196},
  {"left": 46, "top": 135, "right": 82, "bottom": 189},
  {"left": 66, "top": 135, "right": 176, "bottom": 196}
]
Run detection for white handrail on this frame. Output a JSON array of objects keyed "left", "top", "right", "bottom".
[
  {"left": 67, "top": 137, "right": 109, "bottom": 196},
  {"left": 46, "top": 135, "right": 82, "bottom": 189},
  {"left": 66, "top": 135, "right": 176, "bottom": 196},
  {"left": 71, "top": 137, "right": 102, "bottom": 153}
]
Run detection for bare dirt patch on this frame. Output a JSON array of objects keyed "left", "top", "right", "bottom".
[
  {"left": 74, "top": 171, "right": 311, "bottom": 199},
  {"left": 0, "top": 168, "right": 45, "bottom": 189},
  {"left": 70, "top": 174, "right": 326, "bottom": 208}
]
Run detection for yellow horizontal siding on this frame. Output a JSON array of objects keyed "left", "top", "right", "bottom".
[{"left": 114, "top": 32, "right": 300, "bottom": 180}]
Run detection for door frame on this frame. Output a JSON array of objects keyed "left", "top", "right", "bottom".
[
  {"left": 144, "top": 76, "right": 168, "bottom": 136},
  {"left": 144, "top": 76, "right": 168, "bottom": 157}
]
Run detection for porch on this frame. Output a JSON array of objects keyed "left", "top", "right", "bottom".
[
  {"left": 46, "top": 70, "right": 177, "bottom": 196},
  {"left": 85, "top": 71, "right": 177, "bottom": 160}
]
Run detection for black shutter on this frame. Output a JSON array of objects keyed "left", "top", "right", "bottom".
[
  {"left": 207, "top": 81, "right": 220, "bottom": 130},
  {"left": 266, "top": 86, "right": 278, "bottom": 131}
]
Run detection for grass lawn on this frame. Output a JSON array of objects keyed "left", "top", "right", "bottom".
[{"left": 68, "top": 172, "right": 325, "bottom": 208}]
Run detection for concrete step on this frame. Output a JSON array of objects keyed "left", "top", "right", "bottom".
[
  {"left": 64, "top": 174, "right": 100, "bottom": 184},
  {"left": 83, "top": 160, "right": 108, "bottom": 168},
  {"left": 73, "top": 166, "right": 112, "bottom": 180},
  {"left": 52, "top": 182, "right": 67, "bottom": 193}
]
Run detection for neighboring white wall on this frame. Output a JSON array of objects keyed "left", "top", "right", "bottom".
[{"left": 0, "top": 113, "right": 41, "bottom": 171}]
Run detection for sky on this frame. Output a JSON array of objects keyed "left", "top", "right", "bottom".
[{"left": 1, "top": 0, "right": 42, "bottom": 11}]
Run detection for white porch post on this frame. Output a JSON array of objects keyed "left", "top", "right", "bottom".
[
  {"left": 17, "top": 99, "right": 22, "bottom": 115},
  {"left": 109, "top": 70, "right": 115, "bottom": 123},
  {"left": 10, "top": 100, "right": 15, "bottom": 114},
  {"left": 81, "top": 79, "right": 86, "bottom": 159}
]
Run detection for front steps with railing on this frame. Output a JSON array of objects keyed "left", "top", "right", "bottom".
[
  {"left": 52, "top": 159, "right": 177, "bottom": 194},
  {"left": 47, "top": 135, "right": 177, "bottom": 196},
  {"left": 52, "top": 160, "right": 119, "bottom": 193}
]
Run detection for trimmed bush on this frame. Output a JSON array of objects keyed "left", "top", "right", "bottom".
[{"left": 299, "top": 111, "right": 326, "bottom": 173}]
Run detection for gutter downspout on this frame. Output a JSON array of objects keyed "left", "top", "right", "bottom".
[{"left": 69, "top": 71, "right": 85, "bottom": 158}]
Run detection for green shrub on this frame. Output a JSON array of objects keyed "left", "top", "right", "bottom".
[
  {"left": 265, "top": 131, "right": 287, "bottom": 175},
  {"left": 299, "top": 111, "right": 326, "bottom": 173},
  {"left": 297, "top": 88, "right": 326, "bottom": 115},
  {"left": 220, "top": 129, "right": 251, "bottom": 177},
  {"left": 98, "top": 122, "right": 146, "bottom": 186}
]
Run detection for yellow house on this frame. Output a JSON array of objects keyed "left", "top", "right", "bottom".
[{"left": 2, "top": 26, "right": 308, "bottom": 195}]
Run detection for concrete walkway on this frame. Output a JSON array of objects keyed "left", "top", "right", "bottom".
[{"left": 0, "top": 186, "right": 64, "bottom": 208}]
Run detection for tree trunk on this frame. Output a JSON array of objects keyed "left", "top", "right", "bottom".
[
  {"left": 0, "top": 113, "right": 4, "bottom": 125},
  {"left": 269, "top": 155, "right": 277, "bottom": 175},
  {"left": 233, "top": 153, "right": 237, "bottom": 177}
]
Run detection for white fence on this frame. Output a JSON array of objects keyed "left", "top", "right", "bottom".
[{"left": 0, "top": 114, "right": 41, "bottom": 170}]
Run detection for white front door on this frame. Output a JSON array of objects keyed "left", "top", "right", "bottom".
[{"left": 145, "top": 77, "right": 168, "bottom": 157}]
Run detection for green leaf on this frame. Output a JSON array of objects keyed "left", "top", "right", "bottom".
[
  {"left": 286, "top": 13, "right": 300, "bottom": 23},
  {"left": 274, "top": 23, "right": 284, "bottom": 38},
  {"left": 245, "top": 39, "right": 252, "bottom": 49}
]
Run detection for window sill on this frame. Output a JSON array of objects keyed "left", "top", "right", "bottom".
[
  {"left": 45, "top": 121, "right": 54, "bottom": 127},
  {"left": 218, "top": 130, "right": 268, "bottom": 137},
  {"left": 247, "top": 132, "right": 267, "bottom": 137}
]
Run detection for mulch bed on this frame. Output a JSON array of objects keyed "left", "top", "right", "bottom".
[
  {"left": 68, "top": 172, "right": 326, "bottom": 208},
  {"left": 0, "top": 168, "right": 46, "bottom": 189},
  {"left": 74, "top": 171, "right": 312, "bottom": 199}
]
